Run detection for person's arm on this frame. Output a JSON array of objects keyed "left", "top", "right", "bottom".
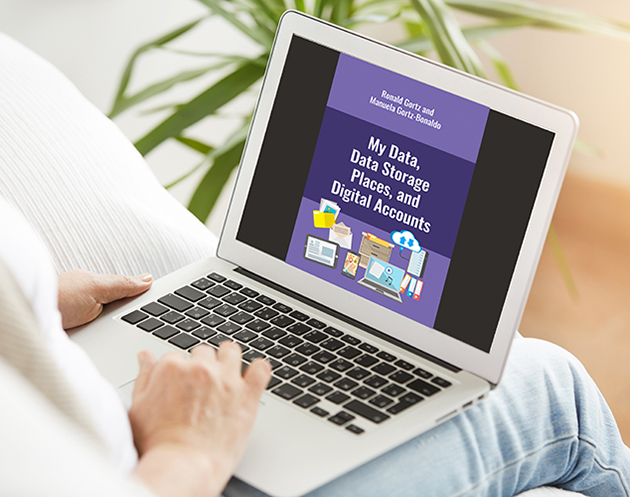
[
  {"left": 129, "top": 342, "right": 271, "bottom": 497},
  {"left": 57, "top": 269, "right": 153, "bottom": 329}
]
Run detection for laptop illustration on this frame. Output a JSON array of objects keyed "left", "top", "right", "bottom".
[
  {"left": 357, "top": 257, "right": 405, "bottom": 303},
  {"left": 71, "top": 11, "right": 578, "bottom": 497}
]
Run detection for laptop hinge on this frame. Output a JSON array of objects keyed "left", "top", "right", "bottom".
[{"left": 234, "top": 266, "right": 461, "bottom": 373}]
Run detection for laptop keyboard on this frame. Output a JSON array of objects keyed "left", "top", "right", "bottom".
[{"left": 121, "top": 272, "right": 452, "bottom": 435}]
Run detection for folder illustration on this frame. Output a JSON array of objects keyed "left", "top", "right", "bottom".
[{"left": 313, "top": 210, "right": 336, "bottom": 228}]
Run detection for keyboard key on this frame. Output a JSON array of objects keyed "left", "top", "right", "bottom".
[
  {"left": 359, "top": 343, "right": 379, "bottom": 354},
  {"left": 217, "top": 322, "right": 241, "bottom": 335},
  {"left": 310, "top": 406, "right": 329, "bottom": 417},
  {"left": 344, "top": 400, "right": 390, "bottom": 424},
  {"left": 207, "top": 272, "right": 226, "bottom": 283},
  {"left": 329, "top": 359, "right": 353, "bottom": 373},
  {"left": 230, "top": 311, "right": 254, "bottom": 324},
  {"left": 267, "top": 345, "right": 291, "bottom": 358},
  {"left": 200, "top": 314, "right": 225, "bottom": 328},
  {"left": 214, "top": 304, "right": 237, "bottom": 317},
  {"left": 198, "top": 296, "right": 222, "bottom": 310},
  {"left": 287, "top": 323, "right": 311, "bottom": 335},
  {"left": 323, "top": 326, "right": 343, "bottom": 337},
  {"left": 272, "top": 302, "right": 292, "bottom": 313},
  {"left": 355, "top": 355, "right": 379, "bottom": 368},
  {"left": 372, "top": 363, "right": 396, "bottom": 376},
  {"left": 283, "top": 353, "right": 307, "bottom": 367},
  {"left": 158, "top": 294, "right": 194, "bottom": 312},
  {"left": 382, "top": 384, "right": 406, "bottom": 397},
  {"left": 303, "top": 330, "right": 328, "bottom": 343},
  {"left": 262, "top": 327, "right": 286, "bottom": 340},
  {"left": 243, "top": 350, "right": 265, "bottom": 362},
  {"left": 224, "top": 280, "right": 243, "bottom": 290},
  {"left": 328, "top": 411, "right": 355, "bottom": 425},
  {"left": 341, "top": 335, "right": 361, "bottom": 346},
  {"left": 351, "top": 386, "right": 376, "bottom": 400},
  {"left": 270, "top": 315, "right": 295, "bottom": 328},
  {"left": 208, "top": 286, "right": 231, "bottom": 298},
  {"left": 347, "top": 367, "right": 371, "bottom": 380},
  {"left": 346, "top": 424, "right": 365, "bottom": 435},
  {"left": 192, "top": 327, "right": 216, "bottom": 340},
  {"left": 369, "top": 395, "right": 394, "bottom": 409},
  {"left": 266, "top": 377, "right": 281, "bottom": 390},
  {"left": 141, "top": 303, "right": 168, "bottom": 317},
  {"left": 299, "top": 361, "right": 324, "bottom": 375},
  {"left": 289, "top": 310, "right": 309, "bottom": 321},
  {"left": 256, "top": 294, "right": 276, "bottom": 306},
  {"left": 413, "top": 367, "right": 433, "bottom": 379},
  {"left": 376, "top": 351, "right": 397, "bottom": 362},
  {"left": 364, "top": 375, "right": 388, "bottom": 389},
  {"left": 312, "top": 351, "right": 336, "bottom": 364},
  {"left": 326, "top": 391, "right": 350, "bottom": 405},
  {"left": 293, "top": 394, "right": 319, "bottom": 409},
  {"left": 272, "top": 384, "right": 302, "bottom": 400},
  {"left": 306, "top": 318, "right": 326, "bottom": 329},
  {"left": 394, "top": 359, "right": 414, "bottom": 371},
  {"left": 291, "top": 375, "right": 316, "bottom": 388},
  {"left": 266, "top": 357, "right": 282, "bottom": 370},
  {"left": 390, "top": 371, "right": 414, "bottom": 384},
  {"left": 246, "top": 319, "right": 271, "bottom": 333},
  {"left": 161, "top": 311, "right": 185, "bottom": 324},
  {"left": 224, "top": 293, "right": 247, "bottom": 305},
  {"left": 239, "top": 287, "right": 259, "bottom": 298},
  {"left": 191, "top": 278, "right": 214, "bottom": 291},
  {"left": 333, "top": 378, "right": 358, "bottom": 391},
  {"left": 233, "top": 330, "right": 258, "bottom": 343},
  {"left": 431, "top": 377, "right": 452, "bottom": 388},
  {"left": 275, "top": 366, "right": 299, "bottom": 379},
  {"left": 238, "top": 300, "right": 263, "bottom": 312},
  {"left": 153, "top": 326, "right": 179, "bottom": 340},
  {"left": 250, "top": 337, "right": 274, "bottom": 351},
  {"left": 295, "top": 343, "right": 320, "bottom": 356},
  {"left": 316, "top": 370, "right": 341, "bottom": 383},
  {"left": 387, "top": 393, "right": 424, "bottom": 415},
  {"left": 176, "top": 319, "right": 200, "bottom": 332},
  {"left": 321, "top": 338, "right": 344, "bottom": 351},
  {"left": 208, "top": 334, "right": 233, "bottom": 347},
  {"left": 175, "top": 286, "right": 206, "bottom": 302},
  {"left": 169, "top": 333, "right": 200, "bottom": 350},
  {"left": 338, "top": 346, "right": 361, "bottom": 360},
  {"left": 185, "top": 307, "right": 209, "bottom": 320},
  {"left": 308, "top": 383, "right": 333, "bottom": 396},
  {"left": 407, "top": 379, "right": 440, "bottom": 397},
  {"left": 254, "top": 307, "right": 279, "bottom": 320},
  {"left": 137, "top": 318, "right": 164, "bottom": 332}
]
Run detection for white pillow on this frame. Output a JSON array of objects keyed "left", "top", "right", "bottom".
[{"left": 0, "top": 32, "right": 217, "bottom": 279}]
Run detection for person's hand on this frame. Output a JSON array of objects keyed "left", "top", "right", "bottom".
[
  {"left": 130, "top": 342, "right": 271, "bottom": 497},
  {"left": 57, "top": 269, "right": 152, "bottom": 329}
]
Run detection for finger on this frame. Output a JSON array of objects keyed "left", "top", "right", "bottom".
[
  {"left": 189, "top": 343, "right": 218, "bottom": 363},
  {"left": 91, "top": 273, "right": 153, "bottom": 304},
  {"left": 133, "top": 350, "right": 157, "bottom": 399},
  {"left": 216, "top": 340, "right": 243, "bottom": 375},
  {"left": 243, "top": 358, "right": 272, "bottom": 397}
]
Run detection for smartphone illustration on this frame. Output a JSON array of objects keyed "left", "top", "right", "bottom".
[{"left": 341, "top": 250, "right": 360, "bottom": 279}]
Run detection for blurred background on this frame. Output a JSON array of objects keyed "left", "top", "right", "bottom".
[{"left": 1, "top": 0, "right": 629, "bottom": 439}]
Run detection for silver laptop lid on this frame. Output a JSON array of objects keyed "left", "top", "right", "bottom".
[{"left": 218, "top": 11, "right": 578, "bottom": 385}]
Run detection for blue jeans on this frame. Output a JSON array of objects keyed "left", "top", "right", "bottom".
[{"left": 224, "top": 337, "right": 630, "bottom": 496}]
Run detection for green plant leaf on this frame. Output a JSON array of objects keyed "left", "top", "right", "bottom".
[
  {"left": 175, "top": 135, "right": 214, "bottom": 155},
  {"left": 134, "top": 57, "right": 266, "bottom": 156},
  {"left": 196, "top": 0, "right": 275, "bottom": 46},
  {"left": 110, "top": 17, "right": 205, "bottom": 115},
  {"left": 447, "top": 0, "right": 630, "bottom": 40},
  {"left": 410, "top": 0, "right": 486, "bottom": 77},
  {"left": 187, "top": 138, "right": 246, "bottom": 223},
  {"left": 477, "top": 40, "right": 520, "bottom": 90}
]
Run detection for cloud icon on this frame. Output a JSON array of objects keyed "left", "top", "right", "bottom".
[{"left": 390, "top": 230, "right": 421, "bottom": 253}]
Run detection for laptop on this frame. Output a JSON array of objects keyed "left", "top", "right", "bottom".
[
  {"left": 357, "top": 257, "right": 405, "bottom": 303},
  {"left": 71, "top": 10, "right": 578, "bottom": 497}
]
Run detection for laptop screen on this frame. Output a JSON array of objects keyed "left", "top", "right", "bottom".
[{"left": 237, "top": 35, "right": 555, "bottom": 354}]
